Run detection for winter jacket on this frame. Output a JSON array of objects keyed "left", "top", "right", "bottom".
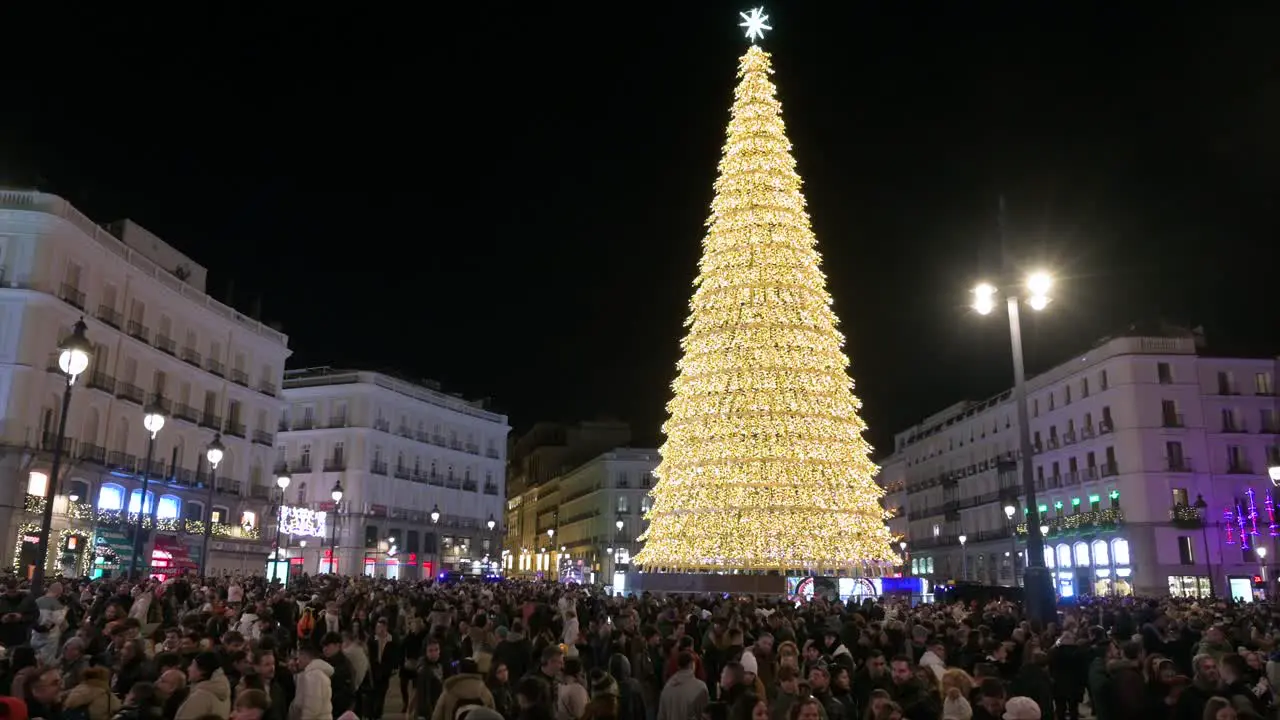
[
  {"left": 65, "top": 677, "right": 122, "bottom": 720},
  {"left": 432, "top": 673, "right": 496, "bottom": 720},
  {"left": 656, "top": 669, "right": 708, "bottom": 720},
  {"left": 290, "top": 659, "right": 335, "bottom": 720},
  {"left": 175, "top": 669, "right": 232, "bottom": 720}
]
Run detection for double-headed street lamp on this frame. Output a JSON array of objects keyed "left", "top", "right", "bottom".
[
  {"left": 128, "top": 398, "right": 168, "bottom": 579},
  {"left": 32, "top": 320, "right": 93, "bottom": 595},
  {"left": 198, "top": 434, "right": 225, "bottom": 577},
  {"left": 958, "top": 534, "right": 968, "bottom": 579},
  {"left": 430, "top": 504, "right": 441, "bottom": 574},
  {"left": 971, "top": 271, "right": 1056, "bottom": 623}
]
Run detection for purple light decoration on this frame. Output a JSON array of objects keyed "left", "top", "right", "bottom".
[
  {"left": 1238, "top": 501, "right": 1249, "bottom": 549},
  {"left": 1247, "top": 488, "right": 1261, "bottom": 535},
  {"left": 1226, "top": 508, "right": 1236, "bottom": 545},
  {"left": 1267, "top": 489, "right": 1277, "bottom": 536}
]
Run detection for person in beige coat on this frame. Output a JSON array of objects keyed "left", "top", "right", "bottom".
[
  {"left": 432, "top": 659, "right": 496, "bottom": 720},
  {"left": 64, "top": 667, "right": 121, "bottom": 720},
  {"left": 176, "top": 652, "right": 232, "bottom": 720}
]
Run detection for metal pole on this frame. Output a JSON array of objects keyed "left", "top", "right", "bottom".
[
  {"left": 128, "top": 433, "right": 157, "bottom": 579},
  {"left": 1202, "top": 521, "right": 1214, "bottom": 597},
  {"left": 1008, "top": 295, "right": 1055, "bottom": 623},
  {"left": 273, "top": 490, "right": 284, "bottom": 581},
  {"left": 32, "top": 381, "right": 74, "bottom": 595},
  {"left": 330, "top": 503, "right": 338, "bottom": 573},
  {"left": 199, "top": 462, "right": 217, "bottom": 576},
  {"left": 1010, "top": 524, "right": 1017, "bottom": 585}
]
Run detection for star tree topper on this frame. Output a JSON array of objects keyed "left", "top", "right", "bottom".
[{"left": 739, "top": 7, "right": 772, "bottom": 42}]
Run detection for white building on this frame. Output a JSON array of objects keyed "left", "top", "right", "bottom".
[
  {"left": 278, "top": 367, "right": 509, "bottom": 578},
  {"left": 0, "top": 189, "right": 290, "bottom": 577},
  {"left": 881, "top": 328, "right": 1280, "bottom": 599},
  {"left": 505, "top": 447, "right": 657, "bottom": 588}
]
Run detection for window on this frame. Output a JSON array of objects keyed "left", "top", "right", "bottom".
[
  {"left": 98, "top": 481, "right": 124, "bottom": 509},
  {"left": 641, "top": 495, "right": 653, "bottom": 513},
  {"left": 1177, "top": 537, "right": 1195, "bottom": 565},
  {"left": 333, "top": 442, "right": 345, "bottom": 464},
  {"left": 1157, "top": 362, "right": 1172, "bottom": 384},
  {"left": 1172, "top": 488, "right": 1189, "bottom": 507},
  {"left": 1112, "top": 538, "right": 1130, "bottom": 565},
  {"left": 1081, "top": 377, "right": 1089, "bottom": 398},
  {"left": 1161, "top": 400, "right": 1181, "bottom": 427},
  {"left": 1217, "top": 371, "right": 1235, "bottom": 395},
  {"left": 301, "top": 444, "right": 312, "bottom": 468},
  {"left": 1166, "top": 441, "right": 1185, "bottom": 470},
  {"left": 157, "top": 495, "right": 181, "bottom": 519},
  {"left": 1101, "top": 406, "right": 1113, "bottom": 429},
  {"left": 128, "top": 490, "right": 154, "bottom": 515},
  {"left": 1261, "top": 409, "right": 1279, "bottom": 433},
  {"left": 1073, "top": 542, "right": 1090, "bottom": 567},
  {"left": 211, "top": 506, "right": 228, "bottom": 523},
  {"left": 1092, "top": 539, "right": 1109, "bottom": 566},
  {"left": 1048, "top": 394, "right": 1056, "bottom": 411},
  {"left": 184, "top": 502, "right": 203, "bottom": 521},
  {"left": 1099, "top": 369, "right": 1109, "bottom": 390},
  {"left": 26, "top": 471, "right": 48, "bottom": 497},
  {"left": 1033, "top": 399, "right": 1039, "bottom": 418},
  {"left": 153, "top": 370, "right": 167, "bottom": 397},
  {"left": 1227, "top": 445, "right": 1247, "bottom": 472},
  {"left": 617, "top": 495, "right": 629, "bottom": 513},
  {"left": 1222, "top": 408, "right": 1241, "bottom": 432},
  {"left": 1064, "top": 386, "right": 1072, "bottom": 404},
  {"left": 1256, "top": 372, "right": 1274, "bottom": 396}
]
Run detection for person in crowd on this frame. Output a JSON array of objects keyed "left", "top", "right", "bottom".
[
  {"left": 658, "top": 652, "right": 708, "bottom": 720},
  {"left": 65, "top": 666, "right": 122, "bottom": 720},
  {"left": 175, "top": 652, "right": 231, "bottom": 720}
]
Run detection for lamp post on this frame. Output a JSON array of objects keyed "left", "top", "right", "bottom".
[
  {"left": 430, "top": 503, "right": 440, "bottom": 576},
  {"left": 899, "top": 540, "right": 909, "bottom": 576},
  {"left": 272, "top": 466, "right": 291, "bottom": 581},
  {"left": 330, "top": 480, "right": 343, "bottom": 574},
  {"left": 32, "top": 319, "right": 92, "bottom": 595},
  {"left": 1194, "top": 493, "right": 1212, "bottom": 597},
  {"left": 1003, "top": 504, "right": 1017, "bottom": 585},
  {"left": 199, "top": 434, "right": 225, "bottom": 577},
  {"left": 128, "top": 397, "right": 168, "bottom": 579},
  {"left": 971, "top": 271, "right": 1056, "bottom": 623},
  {"left": 958, "top": 535, "right": 968, "bottom": 580},
  {"left": 1258, "top": 546, "right": 1269, "bottom": 592}
]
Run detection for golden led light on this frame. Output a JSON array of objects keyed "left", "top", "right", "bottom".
[
  {"left": 1026, "top": 271, "right": 1052, "bottom": 297},
  {"left": 1027, "top": 294, "right": 1050, "bottom": 311},
  {"left": 634, "top": 45, "right": 896, "bottom": 572}
]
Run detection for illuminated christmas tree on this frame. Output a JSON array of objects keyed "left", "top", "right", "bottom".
[{"left": 635, "top": 11, "right": 897, "bottom": 573}]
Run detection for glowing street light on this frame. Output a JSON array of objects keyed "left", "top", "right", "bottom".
[
  {"left": 199, "top": 433, "right": 226, "bottom": 575},
  {"left": 972, "top": 283, "right": 997, "bottom": 315}
]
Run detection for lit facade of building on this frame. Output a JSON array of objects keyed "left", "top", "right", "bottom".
[
  {"left": 0, "top": 190, "right": 290, "bottom": 577},
  {"left": 278, "top": 368, "right": 508, "bottom": 578},
  {"left": 505, "top": 448, "right": 657, "bottom": 587},
  {"left": 881, "top": 330, "right": 1280, "bottom": 599}
]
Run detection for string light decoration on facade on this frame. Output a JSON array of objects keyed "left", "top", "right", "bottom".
[
  {"left": 278, "top": 506, "right": 328, "bottom": 538},
  {"left": 634, "top": 33, "right": 897, "bottom": 572}
]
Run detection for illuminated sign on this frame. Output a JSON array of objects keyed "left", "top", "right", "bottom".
[{"left": 278, "top": 506, "right": 327, "bottom": 538}]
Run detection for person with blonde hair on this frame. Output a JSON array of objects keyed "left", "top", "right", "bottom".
[{"left": 939, "top": 669, "right": 973, "bottom": 720}]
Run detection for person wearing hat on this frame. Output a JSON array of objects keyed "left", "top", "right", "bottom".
[
  {"left": 175, "top": 651, "right": 232, "bottom": 720},
  {"left": 433, "top": 658, "right": 496, "bottom": 720},
  {"left": 581, "top": 670, "right": 619, "bottom": 720},
  {"left": 1002, "top": 697, "right": 1040, "bottom": 720}
]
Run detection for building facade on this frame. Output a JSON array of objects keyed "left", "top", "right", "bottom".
[
  {"left": 0, "top": 190, "right": 290, "bottom": 578},
  {"left": 881, "top": 329, "right": 1280, "bottom": 599},
  {"left": 505, "top": 446, "right": 657, "bottom": 588},
  {"left": 279, "top": 367, "right": 508, "bottom": 578}
]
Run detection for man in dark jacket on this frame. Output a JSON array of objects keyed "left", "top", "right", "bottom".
[
  {"left": 322, "top": 632, "right": 356, "bottom": 719},
  {"left": 367, "top": 617, "right": 402, "bottom": 720},
  {"left": 493, "top": 622, "right": 533, "bottom": 683},
  {"left": 0, "top": 580, "right": 36, "bottom": 649}
]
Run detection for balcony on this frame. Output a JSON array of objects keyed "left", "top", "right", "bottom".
[
  {"left": 173, "top": 403, "right": 199, "bottom": 424},
  {"left": 230, "top": 368, "right": 249, "bottom": 386},
  {"left": 370, "top": 460, "right": 388, "bottom": 476},
  {"left": 427, "top": 473, "right": 444, "bottom": 487},
  {"left": 252, "top": 429, "right": 273, "bottom": 446},
  {"left": 1166, "top": 456, "right": 1193, "bottom": 472},
  {"left": 115, "top": 381, "right": 145, "bottom": 405},
  {"left": 1218, "top": 383, "right": 1241, "bottom": 396},
  {"left": 486, "top": 448, "right": 500, "bottom": 459},
  {"left": 96, "top": 304, "right": 122, "bottom": 328},
  {"left": 324, "top": 458, "right": 347, "bottom": 472},
  {"left": 59, "top": 283, "right": 86, "bottom": 310},
  {"left": 225, "top": 422, "right": 246, "bottom": 439},
  {"left": 181, "top": 347, "right": 202, "bottom": 367},
  {"left": 1170, "top": 504, "right": 1204, "bottom": 528},
  {"left": 258, "top": 380, "right": 277, "bottom": 397},
  {"left": 106, "top": 450, "right": 136, "bottom": 472},
  {"left": 250, "top": 485, "right": 271, "bottom": 500},
  {"left": 1100, "top": 462, "right": 1119, "bottom": 477},
  {"left": 86, "top": 370, "right": 115, "bottom": 394},
  {"left": 462, "top": 480, "right": 478, "bottom": 492},
  {"left": 431, "top": 434, "right": 446, "bottom": 446},
  {"left": 293, "top": 418, "right": 315, "bottom": 431},
  {"left": 394, "top": 466, "right": 411, "bottom": 480},
  {"left": 1161, "top": 413, "right": 1185, "bottom": 428},
  {"left": 396, "top": 425, "right": 412, "bottom": 438},
  {"left": 199, "top": 413, "right": 222, "bottom": 431},
  {"left": 1227, "top": 461, "right": 1253, "bottom": 475},
  {"left": 326, "top": 415, "right": 348, "bottom": 429},
  {"left": 483, "top": 483, "right": 499, "bottom": 495},
  {"left": 126, "top": 320, "right": 150, "bottom": 343},
  {"left": 1017, "top": 506, "right": 1124, "bottom": 536},
  {"left": 465, "top": 443, "right": 480, "bottom": 455},
  {"left": 206, "top": 358, "right": 225, "bottom": 377},
  {"left": 295, "top": 460, "right": 312, "bottom": 473},
  {"left": 38, "top": 431, "right": 74, "bottom": 454},
  {"left": 78, "top": 443, "right": 106, "bottom": 464},
  {"left": 155, "top": 335, "right": 177, "bottom": 355},
  {"left": 1222, "top": 422, "right": 1248, "bottom": 434},
  {"left": 373, "top": 418, "right": 390, "bottom": 432}
]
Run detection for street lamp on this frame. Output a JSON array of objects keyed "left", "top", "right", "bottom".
[
  {"left": 970, "top": 270, "right": 1056, "bottom": 623},
  {"left": 32, "top": 319, "right": 93, "bottom": 595},
  {"left": 1257, "top": 545, "right": 1268, "bottom": 588},
  {"left": 329, "top": 480, "right": 343, "bottom": 573},
  {"left": 272, "top": 466, "right": 291, "bottom": 579},
  {"left": 199, "top": 434, "right": 225, "bottom": 577},
  {"left": 899, "top": 540, "right": 909, "bottom": 575},
  {"left": 1270, "top": 465, "right": 1280, "bottom": 487},
  {"left": 958, "top": 535, "right": 968, "bottom": 580},
  {"left": 1193, "top": 493, "right": 1213, "bottom": 596},
  {"left": 128, "top": 396, "right": 168, "bottom": 579},
  {"left": 429, "top": 504, "right": 441, "bottom": 575},
  {"left": 1002, "top": 504, "right": 1018, "bottom": 585},
  {"left": 487, "top": 514, "right": 496, "bottom": 531}
]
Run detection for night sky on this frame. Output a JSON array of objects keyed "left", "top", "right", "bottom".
[{"left": 3, "top": 4, "right": 1277, "bottom": 453}]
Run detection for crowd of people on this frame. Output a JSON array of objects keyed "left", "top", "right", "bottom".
[{"left": 0, "top": 571, "right": 1274, "bottom": 720}]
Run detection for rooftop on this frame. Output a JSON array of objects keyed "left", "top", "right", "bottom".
[{"left": 282, "top": 366, "right": 507, "bottom": 424}]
